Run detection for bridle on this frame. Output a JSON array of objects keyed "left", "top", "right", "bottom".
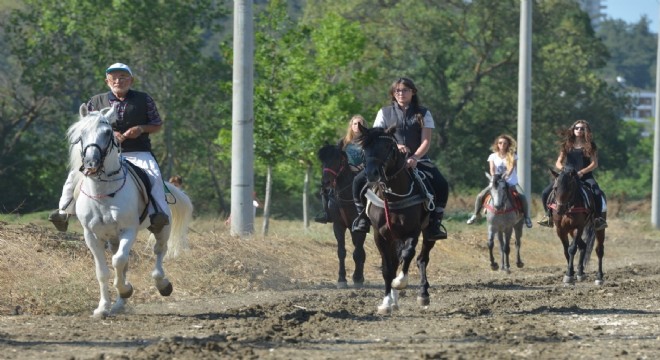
[
  {"left": 554, "top": 170, "right": 579, "bottom": 215},
  {"left": 367, "top": 136, "right": 408, "bottom": 184},
  {"left": 78, "top": 119, "right": 122, "bottom": 179}
]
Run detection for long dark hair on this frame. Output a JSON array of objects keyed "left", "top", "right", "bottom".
[{"left": 558, "top": 119, "right": 596, "bottom": 157}]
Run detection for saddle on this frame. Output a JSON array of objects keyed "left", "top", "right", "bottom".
[
  {"left": 482, "top": 188, "right": 523, "bottom": 214},
  {"left": 547, "top": 183, "right": 594, "bottom": 214},
  {"left": 365, "top": 168, "right": 434, "bottom": 211}
]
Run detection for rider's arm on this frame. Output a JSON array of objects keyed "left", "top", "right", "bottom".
[
  {"left": 578, "top": 151, "right": 598, "bottom": 177},
  {"left": 555, "top": 151, "right": 564, "bottom": 170},
  {"left": 488, "top": 159, "right": 496, "bottom": 176}
]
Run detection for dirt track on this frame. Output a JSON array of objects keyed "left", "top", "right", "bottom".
[{"left": 1, "top": 218, "right": 659, "bottom": 359}]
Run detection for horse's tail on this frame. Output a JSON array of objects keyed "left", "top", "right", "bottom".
[
  {"left": 582, "top": 224, "right": 596, "bottom": 269},
  {"left": 160, "top": 183, "right": 194, "bottom": 259}
]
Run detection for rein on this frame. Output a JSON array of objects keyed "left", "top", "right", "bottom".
[{"left": 80, "top": 164, "right": 128, "bottom": 199}]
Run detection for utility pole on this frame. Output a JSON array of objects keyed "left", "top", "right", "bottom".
[
  {"left": 230, "top": 0, "right": 255, "bottom": 236},
  {"left": 517, "top": 0, "right": 533, "bottom": 213},
  {"left": 652, "top": 3, "right": 660, "bottom": 229}
]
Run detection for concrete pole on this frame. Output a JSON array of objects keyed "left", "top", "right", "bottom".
[
  {"left": 230, "top": 0, "right": 255, "bottom": 236},
  {"left": 517, "top": 0, "right": 533, "bottom": 213},
  {"left": 652, "top": 3, "right": 660, "bottom": 229}
]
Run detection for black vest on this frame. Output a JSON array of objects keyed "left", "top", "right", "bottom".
[
  {"left": 89, "top": 90, "right": 152, "bottom": 153},
  {"left": 381, "top": 103, "right": 428, "bottom": 155}
]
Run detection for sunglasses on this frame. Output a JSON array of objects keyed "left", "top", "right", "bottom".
[{"left": 574, "top": 126, "right": 586, "bottom": 131}]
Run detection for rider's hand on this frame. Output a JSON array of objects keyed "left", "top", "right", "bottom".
[
  {"left": 114, "top": 131, "right": 125, "bottom": 143},
  {"left": 406, "top": 156, "right": 418, "bottom": 169},
  {"left": 122, "top": 126, "right": 144, "bottom": 139},
  {"left": 397, "top": 144, "right": 410, "bottom": 154}
]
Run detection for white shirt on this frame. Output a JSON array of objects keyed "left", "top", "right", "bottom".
[{"left": 488, "top": 152, "right": 518, "bottom": 186}]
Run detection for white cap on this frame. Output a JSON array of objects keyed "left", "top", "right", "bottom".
[{"left": 105, "top": 63, "right": 132, "bottom": 76}]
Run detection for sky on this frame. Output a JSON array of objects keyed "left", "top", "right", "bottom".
[{"left": 603, "top": 0, "right": 660, "bottom": 29}]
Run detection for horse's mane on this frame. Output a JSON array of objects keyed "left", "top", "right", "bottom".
[
  {"left": 317, "top": 144, "right": 343, "bottom": 163},
  {"left": 356, "top": 126, "right": 396, "bottom": 149},
  {"left": 67, "top": 106, "right": 116, "bottom": 173}
]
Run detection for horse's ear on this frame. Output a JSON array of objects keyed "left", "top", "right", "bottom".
[
  {"left": 550, "top": 168, "right": 560, "bottom": 178},
  {"left": 101, "top": 106, "right": 118, "bottom": 124},
  {"left": 357, "top": 122, "right": 368, "bottom": 134},
  {"left": 79, "top": 104, "right": 88, "bottom": 118}
]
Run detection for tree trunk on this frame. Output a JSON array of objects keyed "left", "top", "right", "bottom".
[
  {"left": 262, "top": 164, "right": 272, "bottom": 236},
  {"left": 303, "top": 163, "right": 311, "bottom": 229}
]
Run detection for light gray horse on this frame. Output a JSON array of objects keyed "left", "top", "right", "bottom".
[{"left": 484, "top": 173, "right": 524, "bottom": 273}]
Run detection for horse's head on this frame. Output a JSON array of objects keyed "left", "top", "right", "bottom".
[
  {"left": 487, "top": 173, "right": 509, "bottom": 211},
  {"left": 68, "top": 104, "right": 120, "bottom": 177},
  {"left": 552, "top": 167, "right": 579, "bottom": 215},
  {"left": 318, "top": 144, "right": 347, "bottom": 190},
  {"left": 356, "top": 124, "right": 402, "bottom": 184}
]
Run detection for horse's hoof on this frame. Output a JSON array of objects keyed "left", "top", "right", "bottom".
[
  {"left": 336, "top": 281, "right": 348, "bottom": 289},
  {"left": 92, "top": 309, "right": 108, "bottom": 319},
  {"left": 503, "top": 268, "right": 511, "bottom": 275},
  {"left": 353, "top": 281, "right": 365, "bottom": 289},
  {"left": 119, "top": 284, "right": 134, "bottom": 299},
  {"left": 491, "top": 263, "right": 499, "bottom": 271},
  {"left": 577, "top": 274, "right": 587, "bottom": 282},
  {"left": 159, "top": 282, "right": 173, "bottom": 296},
  {"left": 377, "top": 305, "right": 392, "bottom": 315},
  {"left": 417, "top": 296, "right": 430, "bottom": 306},
  {"left": 562, "top": 275, "right": 575, "bottom": 285},
  {"left": 595, "top": 279, "right": 604, "bottom": 286},
  {"left": 517, "top": 261, "right": 525, "bottom": 268}
]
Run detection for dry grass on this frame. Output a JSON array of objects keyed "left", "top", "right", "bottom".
[{"left": 0, "top": 194, "right": 654, "bottom": 316}]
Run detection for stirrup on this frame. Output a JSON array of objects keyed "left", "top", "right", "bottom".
[
  {"left": 537, "top": 215, "right": 553, "bottom": 228},
  {"left": 351, "top": 216, "right": 370, "bottom": 233},
  {"left": 148, "top": 213, "right": 170, "bottom": 233}
]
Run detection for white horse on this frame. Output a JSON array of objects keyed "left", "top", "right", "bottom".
[
  {"left": 68, "top": 104, "right": 193, "bottom": 318},
  {"left": 484, "top": 173, "right": 524, "bottom": 274}
]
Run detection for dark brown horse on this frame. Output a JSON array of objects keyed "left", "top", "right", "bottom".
[
  {"left": 357, "top": 124, "right": 436, "bottom": 315},
  {"left": 318, "top": 144, "right": 366, "bottom": 289},
  {"left": 550, "top": 167, "right": 605, "bottom": 285}
]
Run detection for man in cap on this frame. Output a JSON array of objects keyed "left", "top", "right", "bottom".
[{"left": 49, "top": 63, "right": 170, "bottom": 233}]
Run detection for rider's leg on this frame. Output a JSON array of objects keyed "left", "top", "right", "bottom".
[
  {"left": 515, "top": 184, "right": 533, "bottom": 228},
  {"left": 537, "top": 182, "right": 554, "bottom": 227},
  {"left": 123, "top": 152, "right": 171, "bottom": 233},
  {"left": 49, "top": 171, "right": 78, "bottom": 232},
  {"left": 314, "top": 188, "right": 331, "bottom": 223},
  {"left": 588, "top": 180, "right": 608, "bottom": 230},
  {"left": 420, "top": 164, "right": 448, "bottom": 240},
  {"left": 467, "top": 186, "right": 489, "bottom": 224},
  {"left": 351, "top": 170, "right": 370, "bottom": 233}
]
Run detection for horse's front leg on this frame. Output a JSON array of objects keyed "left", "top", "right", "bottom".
[
  {"left": 576, "top": 230, "right": 589, "bottom": 282},
  {"left": 487, "top": 227, "right": 498, "bottom": 271},
  {"left": 151, "top": 225, "right": 173, "bottom": 296},
  {"left": 83, "top": 230, "right": 111, "bottom": 318},
  {"left": 376, "top": 235, "right": 398, "bottom": 315},
  {"left": 501, "top": 228, "right": 512, "bottom": 274},
  {"left": 392, "top": 235, "right": 416, "bottom": 290},
  {"left": 563, "top": 230, "right": 582, "bottom": 285},
  {"left": 333, "top": 222, "right": 348, "bottom": 288},
  {"left": 111, "top": 229, "right": 138, "bottom": 313},
  {"left": 595, "top": 229, "right": 605, "bottom": 286},
  {"left": 416, "top": 234, "right": 436, "bottom": 306},
  {"left": 349, "top": 230, "right": 367, "bottom": 287}
]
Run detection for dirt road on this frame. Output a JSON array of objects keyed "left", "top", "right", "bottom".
[{"left": 1, "top": 217, "right": 659, "bottom": 359}]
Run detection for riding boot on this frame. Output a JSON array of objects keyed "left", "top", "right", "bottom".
[
  {"left": 314, "top": 191, "right": 331, "bottom": 224},
  {"left": 351, "top": 203, "right": 371, "bottom": 233},
  {"left": 425, "top": 211, "right": 448, "bottom": 240},
  {"left": 48, "top": 209, "right": 70, "bottom": 232},
  {"left": 593, "top": 195, "right": 608, "bottom": 231},
  {"left": 537, "top": 210, "right": 553, "bottom": 228},
  {"left": 148, "top": 200, "right": 170, "bottom": 234}
]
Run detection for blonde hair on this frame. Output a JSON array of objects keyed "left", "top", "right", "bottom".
[
  {"left": 342, "top": 115, "right": 366, "bottom": 150},
  {"left": 491, "top": 134, "right": 517, "bottom": 173}
]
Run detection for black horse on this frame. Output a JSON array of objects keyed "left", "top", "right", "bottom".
[
  {"left": 550, "top": 167, "right": 605, "bottom": 285},
  {"left": 317, "top": 144, "right": 366, "bottom": 289},
  {"left": 356, "top": 124, "right": 437, "bottom": 315}
]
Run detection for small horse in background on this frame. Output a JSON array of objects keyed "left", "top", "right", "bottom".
[
  {"left": 357, "top": 124, "right": 437, "bottom": 315},
  {"left": 69, "top": 104, "right": 193, "bottom": 318},
  {"left": 483, "top": 173, "right": 524, "bottom": 273},
  {"left": 550, "top": 167, "right": 605, "bottom": 285},
  {"left": 318, "top": 144, "right": 366, "bottom": 289}
]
